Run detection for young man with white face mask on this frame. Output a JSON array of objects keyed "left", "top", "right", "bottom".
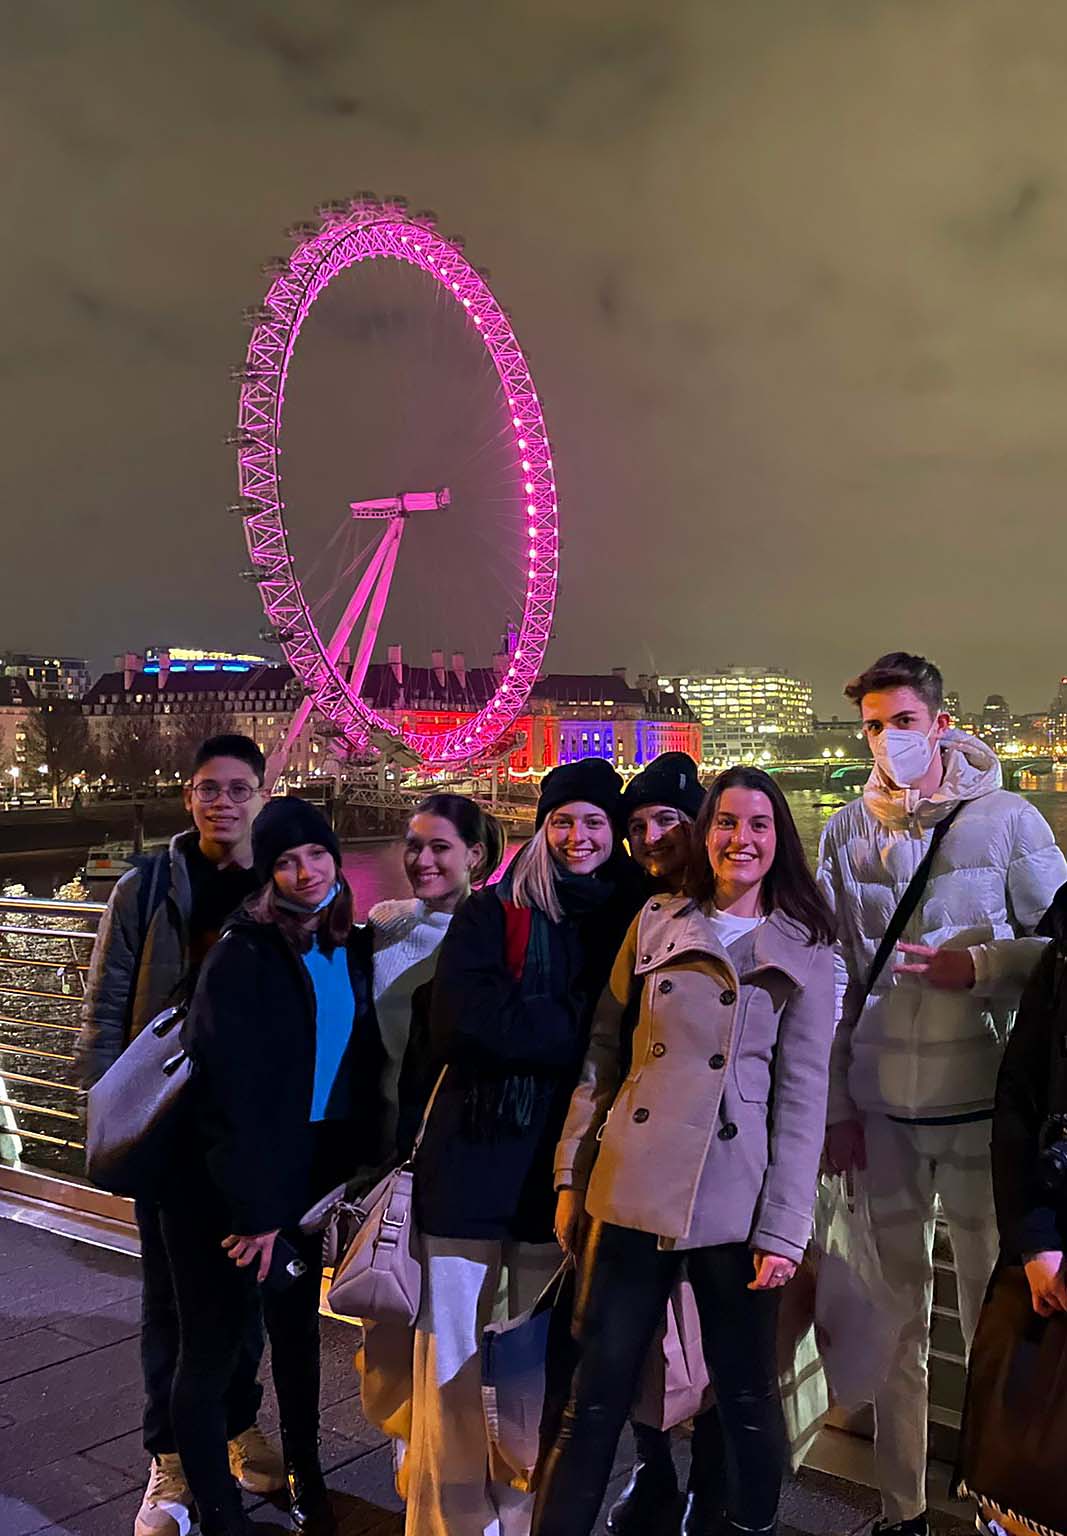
[{"left": 817, "top": 653, "right": 1066, "bottom": 1536}]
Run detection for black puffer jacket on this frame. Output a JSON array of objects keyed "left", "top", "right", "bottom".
[
  {"left": 180, "top": 913, "right": 385, "bottom": 1236},
  {"left": 992, "top": 882, "right": 1067, "bottom": 1261}
]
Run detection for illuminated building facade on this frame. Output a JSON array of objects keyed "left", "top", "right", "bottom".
[{"left": 658, "top": 667, "right": 813, "bottom": 764}]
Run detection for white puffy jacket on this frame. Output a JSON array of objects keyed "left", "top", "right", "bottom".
[{"left": 817, "top": 731, "right": 1066, "bottom": 1121}]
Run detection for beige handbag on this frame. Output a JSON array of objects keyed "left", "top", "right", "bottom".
[{"left": 319, "top": 1070, "right": 446, "bottom": 1328}]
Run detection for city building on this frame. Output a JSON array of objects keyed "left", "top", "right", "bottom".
[
  {"left": 0, "top": 676, "right": 34, "bottom": 781},
  {"left": 980, "top": 694, "right": 1011, "bottom": 753},
  {"left": 658, "top": 667, "right": 814, "bottom": 764},
  {"left": 944, "top": 691, "right": 962, "bottom": 725},
  {"left": 543, "top": 670, "right": 701, "bottom": 768},
  {"left": 82, "top": 659, "right": 322, "bottom": 780},
  {"left": 2, "top": 653, "right": 91, "bottom": 702}
]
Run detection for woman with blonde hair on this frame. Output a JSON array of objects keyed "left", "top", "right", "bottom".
[{"left": 403, "top": 759, "right": 644, "bottom": 1536}]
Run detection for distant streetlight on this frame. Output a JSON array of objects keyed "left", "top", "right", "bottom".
[
  {"left": 37, "top": 763, "right": 48, "bottom": 776},
  {"left": 822, "top": 749, "right": 831, "bottom": 760},
  {"left": 8, "top": 765, "right": 19, "bottom": 781}
]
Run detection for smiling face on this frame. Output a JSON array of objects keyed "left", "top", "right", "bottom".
[
  {"left": 403, "top": 812, "right": 481, "bottom": 911},
  {"left": 184, "top": 754, "right": 265, "bottom": 859},
  {"left": 627, "top": 803, "right": 690, "bottom": 891},
  {"left": 544, "top": 801, "right": 614, "bottom": 876},
  {"left": 706, "top": 787, "right": 777, "bottom": 902},
  {"left": 271, "top": 841, "right": 338, "bottom": 908}
]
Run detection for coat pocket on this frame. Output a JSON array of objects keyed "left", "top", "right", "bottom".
[{"left": 735, "top": 983, "right": 785, "bottom": 1104}]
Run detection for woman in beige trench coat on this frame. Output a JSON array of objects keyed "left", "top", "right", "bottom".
[{"left": 531, "top": 767, "right": 836, "bottom": 1536}]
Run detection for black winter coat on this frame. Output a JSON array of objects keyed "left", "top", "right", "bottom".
[
  {"left": 992, "top": 883, "right": 1067, "bottom": 1261},
  {"left": 180, "top": 914, "right": 385, "bottom": 1236},
  {"left": 415, "top": 872, "right": 643, "bottom": 1243}
]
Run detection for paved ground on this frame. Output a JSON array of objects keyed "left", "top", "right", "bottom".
[{"left": 0, "top": 1217, "right": 974, "bottom": 1535}]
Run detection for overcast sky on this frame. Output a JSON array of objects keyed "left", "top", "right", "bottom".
[{"left": 5, "top": 0, "right": 1067, "bottom": 716}]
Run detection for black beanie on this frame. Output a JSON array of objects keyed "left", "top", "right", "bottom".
[
  {"left": 536, "top": 758, "right": 624, "bottom": 828},
  {"left": 620, "top": 752, "right": 705, "bottom": 824},
  {"left": 252, "top": 796, "right": 342, "bottom": 883}
]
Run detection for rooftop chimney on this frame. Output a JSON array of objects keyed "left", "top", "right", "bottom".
[
  {"left": 492, "top": 649, "right": 508, "bottom": 680},
  {"left": 452, "top": 651, "right": 467, "bottom": 689},
  {"left": 156, "top": 650, "right": 171, "bottom": 690},
  {"left": 122, "top": 652, "right": 144, "bottom": 691},
  {"left": 431, "top": 648, "right": 446, "bottom": 687},
  {"left": 387, "top": 643, "right": 404, "bottom": 686},
  {"left": 612, "top": 665, "right": 628, "bottom": 683}
]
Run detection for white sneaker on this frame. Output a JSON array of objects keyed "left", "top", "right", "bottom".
[
  {"left": 134, "top": 1454, "right": 194, "bottom": 1536},
  {"left": 227, "top": 1423, "right": 286, "bottom": 1493}
]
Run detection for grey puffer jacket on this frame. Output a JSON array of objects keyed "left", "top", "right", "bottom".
[
  {"left": 74, "top": 830, "right": 197, "bottom": 1088},
  {"left": 818, "top": 732, "right": 1067, "bottom": 1122}
]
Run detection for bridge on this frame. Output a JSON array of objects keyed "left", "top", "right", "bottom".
[{"left": 0, "top": 890, "right": 977, "bottom": 1534}]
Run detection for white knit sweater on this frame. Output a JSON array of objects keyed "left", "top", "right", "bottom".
[{"left": 368, "top": 898, "right": 453, "bottom": 1127}]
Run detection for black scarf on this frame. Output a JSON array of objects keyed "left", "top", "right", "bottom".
[{"left": 463, "top": 851, "right": 643, "bottom": 1140}]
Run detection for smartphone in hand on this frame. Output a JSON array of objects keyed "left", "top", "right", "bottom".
[{"left": 262, "top": 1235, "right": 308, "bottom": 1293}]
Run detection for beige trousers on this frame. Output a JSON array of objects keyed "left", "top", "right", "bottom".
[
  {"left": 863, "top": 1114, "right": 999, "bottom": 1525},
  {"left": 404, "top": 1237, "right": 560, "bottom": 1536}
]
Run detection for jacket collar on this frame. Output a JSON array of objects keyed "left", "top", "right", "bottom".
[{"left": 634, "top": 895, "right": 815, "bottom": 987}]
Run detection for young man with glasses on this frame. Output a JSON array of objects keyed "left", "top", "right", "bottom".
[
  {"left": 817, "top": 655, "right": 1066, "bottom": 1536},
  {"left": 77, "top": 735, "right": 283, "bottom": 1536}
]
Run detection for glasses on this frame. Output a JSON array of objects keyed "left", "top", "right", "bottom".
[{"left": 190, "top": 780, "right": 258, "bottom": 804}]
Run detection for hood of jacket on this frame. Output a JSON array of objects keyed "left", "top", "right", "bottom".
[{"left": 863, "top": 728, "right": 1003, "bottom": 832}]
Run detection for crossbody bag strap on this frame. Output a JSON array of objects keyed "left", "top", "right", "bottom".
[
  {"left": 858, "top": 800, "right": 965, "bottom": 1012},
  {"left": 409, "top": 1065, "right": 449, "bottom": 1161}
]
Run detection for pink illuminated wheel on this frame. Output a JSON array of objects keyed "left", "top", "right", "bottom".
[{"left": 231, "top": 194, "right": 559, "bottom": 771}]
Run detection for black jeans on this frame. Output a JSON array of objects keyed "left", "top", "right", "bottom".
[
  {"left": 159, "top": 1195, "right": 324, "bottom": 1531},
  {"left": 136, "top": 1197, "right": 264, "bottom": 1457},
  {"left": 532, "top": 1224, "right": 786, "bottom": 1536}
]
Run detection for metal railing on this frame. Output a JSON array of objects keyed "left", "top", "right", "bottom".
[{"left": 0, "top": 894, "right": 105, "bottom": 1179}]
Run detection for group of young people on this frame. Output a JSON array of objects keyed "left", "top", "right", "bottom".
[{"left": 76, "top": 646, "right": 1067, "bottom": 1536}]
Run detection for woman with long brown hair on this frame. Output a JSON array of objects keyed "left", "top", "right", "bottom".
[
  {"left": 167, "top": 797, "right": 385, "bottom": 1536},
  {"left": 535, "top": 766, "right": 836, "bottom": 1536}
]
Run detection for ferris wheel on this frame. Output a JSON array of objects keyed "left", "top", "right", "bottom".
[{"left": 230, "top": 194, "right": 559, "bottom": 778}]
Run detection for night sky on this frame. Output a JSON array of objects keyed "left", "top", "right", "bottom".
[{"left": 5, "top": 1, "right": 1067, "bottom": 716}]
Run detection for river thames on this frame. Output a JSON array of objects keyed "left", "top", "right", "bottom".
[{"left": 6, "top": 783, "right": 1067, "bottom": 909}]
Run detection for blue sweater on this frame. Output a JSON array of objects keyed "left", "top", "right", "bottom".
[{"left": 303, "top": 937, "right": 356, "bottom": 1122}]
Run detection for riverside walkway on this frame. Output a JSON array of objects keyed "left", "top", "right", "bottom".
[{"left": 0, "top": 1216, "right": 975, "bottom": 1536}]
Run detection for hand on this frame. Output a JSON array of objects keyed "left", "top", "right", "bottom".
[
  {"left": 749, "top": 1252, "right": 798, "bottom": 1290},
  {"left": 554, "top": 1189, "right": 587, "bottom": 1256},
  {"left": 824, "top": 1119, "right": 867, "bottom": 1176},
  {"left": 895, "top": 944, "right": 976, "bottom": 990},
  {"left": 1024, "top": 1250, "right": 1067, "bottom": 1316},
  {"left": 223, "top": 1230, "right": 279, "bottom": 1283}
]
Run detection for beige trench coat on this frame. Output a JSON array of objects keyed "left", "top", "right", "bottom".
[{"left": 554, "top": 896, "right": 835, "bottom": 1263}]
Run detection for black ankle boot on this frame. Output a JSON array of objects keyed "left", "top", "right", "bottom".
[
  {"left": 606, "top": 1423, "right": 680, "bottom": 1535},
  {"left": 681, "top": 1484, "right": 722, "bottom": 1536},
  {"left": 286, "top": 1457, "right": 335, "bottom": 1534}
]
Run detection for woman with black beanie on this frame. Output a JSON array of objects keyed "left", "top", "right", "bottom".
[
  {"left": 165, "top": 797, "right": 385, "bottom": 1535},
  {"left": 402, "top": 758, "right": 644, "bottom": 1536}
]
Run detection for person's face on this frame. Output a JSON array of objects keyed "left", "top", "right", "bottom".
[
  {"left": 627, "top": 804, "right": 690, "bottom": 888},
  {"left": 545, "top": 801, "right": 614, "bottom": 875},
  {"left": 403, "top": 813, "right": 481, "bottom": 906},
  {"left": 184, "top": 756, "right": 265, "bottom": 849},
  {"left": 706, "top": 788, "right": 777, "bottom": 895},
  {"left": 271, "top": 842, "right": 338, "bottom": 908},
  {"left": 860, "top": 687, "right": 949, "bottom": 754}
]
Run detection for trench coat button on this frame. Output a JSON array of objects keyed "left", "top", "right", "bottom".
[
  {"left": 717, "top": 1122, "right": 738, "bottom": 1141},
  {"left": 666, "top": 941, "right": 675, "bottom": 951},
  {"left": 658, "top": 979, "right": 673, "bottom": 995},
  {"left": 641, "top": 954, "right": 652, "bottom": 964},
  {"left": 633, "top": 1107, "right": 650, "bottom": 1123},
  {"left": 709, "top": 1053, "right": 726, "bottom": 1070},
  {"left": 719, "top": 988, "right": 737, "bottom": 1006},
  {"left": 651, "top": 1043, "right": 666, "bottom": 1058},
  {"left": 650, "top": 901, "right": 661, "bottom": 911}
]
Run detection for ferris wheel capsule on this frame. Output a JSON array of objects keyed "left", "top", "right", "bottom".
[
  {"left": 227, "top": 501, "right": 258, "bottom": 516},
  {"left": 413, "top": 209, "right": 438, "bottom": 228},
  {"left": 260, "top": 256, "right": 290, "bottom": 276},
  {"left": 284, "top": 220, "right": 318, "bottom": 240},
  {"left": 315, "top": 200, "right": 350, "bottom": 222},
  {"left": 382, "top": 194, "right": 408, "bottom": 214},
  {"left": 242, "top": 304, "right": 274, "bottom": 325}
]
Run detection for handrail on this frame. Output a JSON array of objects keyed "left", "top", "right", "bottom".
[{"left": 0, "top": 892, "right": 103, "bottom": 1180}]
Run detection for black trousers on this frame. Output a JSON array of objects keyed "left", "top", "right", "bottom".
[
  {"left": 159, "top": 1195, "right": 324, "bottom": 1531},
  {"left": 136, "top": 1197, "right": 264, "bottom": 1457},
  {"left": 532, "top": 1224, "right": 786, "bottom": 1536}
]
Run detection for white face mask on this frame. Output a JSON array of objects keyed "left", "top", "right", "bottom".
[{"left": 870, "top": 722, "right": 940, "bottom": 788}]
